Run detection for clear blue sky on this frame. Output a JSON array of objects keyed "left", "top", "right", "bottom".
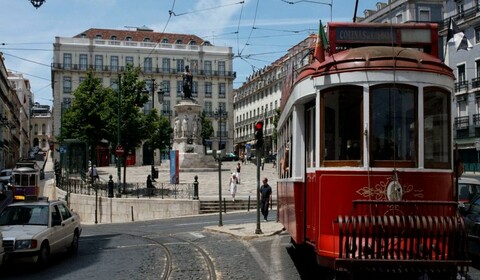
[{"left": 0, "top": 0, "right": 378, "bottom": 106}]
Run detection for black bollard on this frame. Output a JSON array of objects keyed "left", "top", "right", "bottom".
[
  {"left": 108, "top": 175, "right": 114, "bottom": 198},
  {"left": 193, "top": 175, "right": 199, "bottom": 200}
]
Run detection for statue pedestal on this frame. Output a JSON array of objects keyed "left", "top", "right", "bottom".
[{"left": 173, "top": 100, "right": 217, "bottom": 169}]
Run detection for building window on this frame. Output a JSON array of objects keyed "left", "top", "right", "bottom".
[
  {"left": 424, "top": 88, "right": 450, "bottom": 169},
  {"left": 205, "top": 82, "right": 212, "bottom": 98},
  {"left": 144, "top": 57, "right": 152, "bottom": 73},
  {"left": 176, "top": 59, "right": 184, "bottom": 72},
  {"left": 418, "top": 9, "right": 430, "bottom": 22},
  {"left": 144, "top": 37, "right": 151, "bottom": 42},
  {"left": 458, "top": 64, "right": 466, "bottom": 82},
  {"left": 34, "top": 124, "right": 38, "bottom": 135},
  {"left": 79, "top": 54, "right": 88, "bottom": 70},
  {"left": 204, "top": 61, "right": 212, "bottom": 75},
  {"left": 218, "top": 83, "right": 226, "bottom": 98},
  {"left": 476, "top": 26, "right": 480, "bottom": 44},
  {"left": 162, "top": 100, "right": 170, "bottom": 113},
  {"left": 42, "top": 124, "right": 46, "bottom": 135},
  {"left": 395, "top": 13, "right": 403, "bottom": 23},
  {"left": 162, "top": 80, "right": 170, "bottom": 96},
  {"left": 111, "top": 35, "right": 117, "bottom": 40},
  {"left": 218, "top": 61, "right": 226, "bottom": 75},
  {"left": 190, "top": 60, "right": 198, "bottom": 73},
  {"left": 161, "top": 38, "right": 168, "bottom": 43},
  {"left": 205, "top": 101, "right": 212, "bottom": 115},
  {"left": 126, "top": 36, "right": 132, "bottom": 41},
  {"left": 63, "top": 53, "right": 72, "bottom": 70},
  {"left": 177, "top": 80, "right": 183, "bottom": 97},
  {"left": 95, "top": 34, "right": 102, "bottom": 39},
  {"left": 126, "top": 56, "right": 134, "bottom": 67},
  {"left": 110, "top": 56, "right": 119, "bottom": 72},
  {"left": 175, "top": 39, "right": 183, "bottom": 44},
  {"left": 63, "top": 76, "right": 72, "bottom": 94},
  {"left": 192, "top": 81, "right": 198, "bottom": 97},
  {"left": 62, "top": 98, "right": 72, "bottom": 109},
  {"left": 95, "top": 55, "right": 103, "bottom": 71},
  {"left": 477, "top": 60, "right": 480, "bottom": 78},
  {"left": 162, "top": 58, "right": 170, "bottom": 72}
]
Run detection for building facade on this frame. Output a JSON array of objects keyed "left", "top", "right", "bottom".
[
  {"left": 51, "top": 27, "right": 235, "bottom": 166},
  {"left": 0, "top": 56, "right": 21, "bottom": 169},
  {"left": 443, "top": 0, "right": 480, "bottom": 171},
  {"left": 233, "top": 36, "right": 314, "bottom": 159},
  {"left": 31, "top": 103, "right": 52, "bottom": 153},
  {"left": 8, "top": 72, "right": 34, "bottom": 160}
]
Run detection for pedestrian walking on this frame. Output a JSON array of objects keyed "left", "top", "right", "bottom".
[
  {"left": 146, "top": 175, "right": 154, "bottom": 196},
  {"left": 260, "top": 177, "right": 272, "bottom": 221},
  {"left": 236, "top": 162, "right": 241, "bottom": 184},
  {"left": 229, "top": 172, "right": 238, "bottom": 202}
]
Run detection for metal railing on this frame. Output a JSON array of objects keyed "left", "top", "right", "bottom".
[{"left": 57, "top": 177, "right": 193, "bottom": 199}]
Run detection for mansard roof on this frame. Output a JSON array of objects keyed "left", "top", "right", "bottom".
[{"left": 74, "top": 28, "right": 206, "bottom": 45}]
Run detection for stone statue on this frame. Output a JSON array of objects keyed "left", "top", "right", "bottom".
[
  {"left": 182, "top": 115, "right": 188, "bottom": 138},
  {"left": 182, "top": 65, "right": 193, "bottom": 99},
  {"left": 174, "top": 117, "right": 180, "bottom": 138}
]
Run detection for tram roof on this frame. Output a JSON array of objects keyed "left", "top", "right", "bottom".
[{"left": 298, "top": 46, "right": 453, "bottom": 82}]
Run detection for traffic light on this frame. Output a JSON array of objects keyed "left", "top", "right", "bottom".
[{"left": 254, "top": 121, "right": 264, "bottom": 148}]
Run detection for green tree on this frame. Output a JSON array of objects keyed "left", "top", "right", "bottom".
[
  {"left": 200, "top": 111, "right": 213, "bottom": 153},
  {"left": 105, "top": 65, "right": 150, "bottom": 189},
  {"left": 60, "top": 71, "right": 114, "bottom": 169},
  {"left": 144, "top": 110, "right": 173, "bottom": 164}
]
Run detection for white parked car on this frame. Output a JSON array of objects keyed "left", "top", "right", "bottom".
[
  {"left": 0, "top": 198, "right": 82, "bottom": 266},
  {"left": 458, "top": 176, "right": 480, "bottom": 203}
]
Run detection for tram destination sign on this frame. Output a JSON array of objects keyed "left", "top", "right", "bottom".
[
  {"left": 335, "top": 27, "right": 398, "bottom": 43},
  {"left": 333, "top": 26, "right": 432, "bottom": 45}
]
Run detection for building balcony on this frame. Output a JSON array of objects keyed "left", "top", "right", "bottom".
[
  {"left": 51, "top": 63, "right": 236, "bottom": 79},
  {"left": 455, "top": 81, "right": 469, "bottom": 93},
  {"left": 472, "top": 78, "right": 480, "bottom": 89},
  {"left": 455, "top": 116, "right": 470, "bottom": 129}
]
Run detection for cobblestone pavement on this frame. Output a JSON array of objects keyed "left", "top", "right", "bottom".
[{"left": 95, "top": 159, "right": 278, "bottom": 201}]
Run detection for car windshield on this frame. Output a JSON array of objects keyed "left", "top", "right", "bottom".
[{"left": 0, "top": 205, "right": 49, "bottom": 226}]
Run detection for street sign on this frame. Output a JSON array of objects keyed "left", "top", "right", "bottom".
[{"left": 115, "top": 145, "right": 125, "bottom": 156}]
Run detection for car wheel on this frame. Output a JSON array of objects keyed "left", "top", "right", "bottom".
[
  {"left": 36, "top": 242, "right": 50, "bottom": 266},
  {"left": 68, "top": 232, "right": 79, "bottom": 254}
]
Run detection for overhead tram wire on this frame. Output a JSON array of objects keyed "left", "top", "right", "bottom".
[{"left": 168, "top": 1, "right": 245, "bottom": 17}]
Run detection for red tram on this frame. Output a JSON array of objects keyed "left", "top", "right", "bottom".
[{"left": 276, "top": 22, "right": 469, "bottom": 278}]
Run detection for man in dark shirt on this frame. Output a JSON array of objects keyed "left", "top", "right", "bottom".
[{"left": 259, "top": 177, "right": 272, "bottom": 221}]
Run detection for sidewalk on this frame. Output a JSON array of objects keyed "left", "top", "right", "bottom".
[
  {"left": 204, "top": 219, "right": 285, "bottom": 240},
  {"left": 94, "top": 159, "right": 279, "bottom": 201},
  {"left": 40, "top": 154, "right": 283, "bottom": 237}
]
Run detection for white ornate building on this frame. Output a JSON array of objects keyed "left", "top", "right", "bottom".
[{"left": 51, "top": 27, "right": 235, "bottom": 166}]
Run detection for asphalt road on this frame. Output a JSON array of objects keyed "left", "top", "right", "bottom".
[{"left": 2, "top": 211, "right": 479, "bottom": 280}]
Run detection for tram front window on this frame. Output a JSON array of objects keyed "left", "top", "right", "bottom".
[
  {"left": 370, "top": 85, "right": 416, "bottom": 167},
  {"left": 424, "top": 88, "right": 450, "bottom": 169},
  {"left": 321, "top": 87, "right": 362, "bottom": 166}
]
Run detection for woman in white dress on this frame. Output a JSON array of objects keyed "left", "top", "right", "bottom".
[{"left": 229, "top": 173, "right": 237, "bottom": 202}]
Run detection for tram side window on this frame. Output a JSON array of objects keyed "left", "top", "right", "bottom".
[
  {"left": 424, "top": 88, "right": 450, "bottom": 168},
  {"left": 306, "top": 102, "right": 316, "bottom": 168},
  {"left": 370, "top": 85, "right": 416, "bottom": 167},
  {"left": 279, "top": 116, "right": 292, "bottom": 178},
  {"left": 321, "top": 87, "right": 362, "bottom": 166}
]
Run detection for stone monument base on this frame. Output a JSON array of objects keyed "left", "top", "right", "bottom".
[{"left": 179, "top": 152, "right": 217, "bottom": 169}]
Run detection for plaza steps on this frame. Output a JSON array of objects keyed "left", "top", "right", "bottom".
[{"left": 199, "top": 199, "right": 276, "bottom": 214}]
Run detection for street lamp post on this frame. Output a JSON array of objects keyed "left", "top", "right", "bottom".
[
  {"left": 117, "top": 75, "right": 122, "bottom": 191},
  {"left": 214, "top": 108, "right": 227, "bottom": 227}
]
